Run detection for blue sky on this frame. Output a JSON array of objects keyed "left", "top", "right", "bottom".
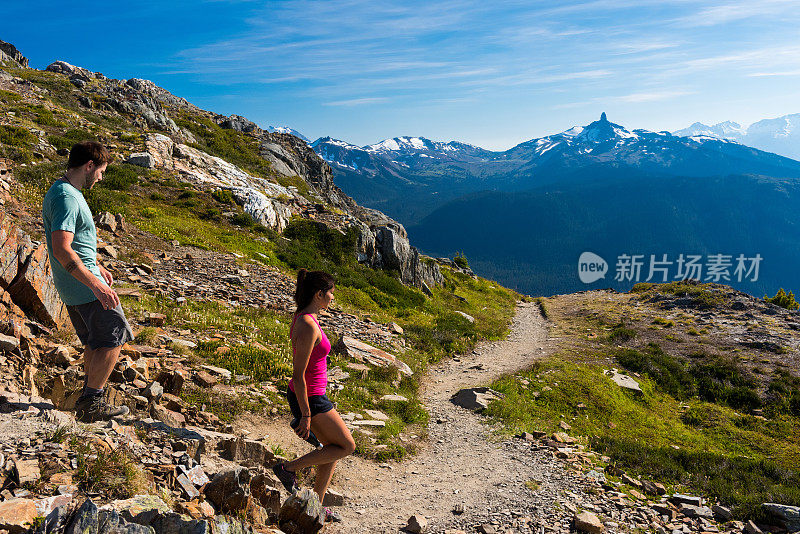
[{"left": 3, "top": 0, "right": 800, "bottom": 150}]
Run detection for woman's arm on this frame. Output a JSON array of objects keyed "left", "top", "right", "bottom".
[{"left": 291, "top": 316, "right": 319, "bottom": 438}]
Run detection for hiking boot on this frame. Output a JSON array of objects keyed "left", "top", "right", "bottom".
[
  {"left": 272, "top": 462, "right": 298, "bottom": 493},
  {"left": 75, "top": 394, "right": 129, "bottom": 423},
  {"left": 324, "top": 507, "right": 342, "bottom": 523}
]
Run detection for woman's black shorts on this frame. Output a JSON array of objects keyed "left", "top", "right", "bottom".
[{"left": 286, "top": 386, "right": 334, "bottom": 419}]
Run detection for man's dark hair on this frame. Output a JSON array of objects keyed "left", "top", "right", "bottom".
[{"left": 67, "top": 141, "right": 112, "bottom": 169}]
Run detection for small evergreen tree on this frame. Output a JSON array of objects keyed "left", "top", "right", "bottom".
[
  {"left": 453, "top": 251, "right": 469, "bottom": 270},
  {"left": 764, "top": 288, "right": 800, "bottom": 310}
]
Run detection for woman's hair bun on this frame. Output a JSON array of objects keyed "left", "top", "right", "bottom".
[{"left": 297, "top": 268, "right": 308, "bottom": 284}]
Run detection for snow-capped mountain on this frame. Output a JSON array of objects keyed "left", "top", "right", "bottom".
[
  {"left": 673, "top": 121, "right": 746, "bottom": 140},
  {"left": 313, "top": 113, "right": 800, "bottom": 224},
  {"left": 267, "top": 125, "right": 310, "bottom": 143},
  {"left": 674, "top": 113, "right": 800, "bottom": 160},
  {"left": 311, "top": 137, "right": 380, "bottom": 172},
  {"left": 364, "top": 136, "right": 494, "bottom": 159}
]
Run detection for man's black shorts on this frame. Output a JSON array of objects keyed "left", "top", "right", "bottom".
[
  {"left": 66, "top": 300, "right": 134, "bottom": 349},
  {"left": 286, "top": 386, "right": 334, "bottom": 419}
]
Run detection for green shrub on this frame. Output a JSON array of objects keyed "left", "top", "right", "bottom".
[
  {"left": 691, "top": 358, "right": 761, "bottom": 411},
  {"left": 200, "top": 208, "right": 221, "bottom": 221},
  {"left": 609, "top": 323, "right": 636, "bottom": 342},
  {"left": 175, "top": 114, "right": 273, "bottom": 179},
  {"left": 231, "top": 212, "right": 256, "bottom": 227},
  {"left": 764, "top": 288, "right": 799, "bottom": 310},
  {"left": 631, "top": 280, "right": 725, "bottom": 309},
  {"left": 453, "top": 251, "right": 469, "bottom": 269},
  {"left": 118, "top": 132, "right": 140, "bottom": 143},
  {"left": 30, "top": 105, "right": 65, "bottom": 127},
  {"left": 141, "top": 207, "right": 159, "bottom": 218},
  {"left": 617, "top": 343, "right": 695, "bottom": 399},
  {"left": 100, "top": 164, "right": 140, "bottom": 191},
  {"left": 83, "top": 187, "right": 128, "bottom": 214},
  {"left": 48, "top": 128, "right": 97, "bottom": 151},
  {"left": 767, "top": 370, "right": 800, "bottom": 416},
  {"left": 14, "top": 161, "right": 64, "bottom": 198},
  {"left": 653, "top": 317, "right": 675, "bottom": 327},
  {"left": 212, "top": 189, "right": 234, "bottom": 204},
  {"left": 0, "top": 89, "right": 22, "bottom": 103},
  {"left": 0, "top": 124, "right": 37, "bottom": 148}
]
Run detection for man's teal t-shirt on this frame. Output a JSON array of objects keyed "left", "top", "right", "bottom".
[{"left": 42, "top": 179, "right": 106, "bottom": 305}]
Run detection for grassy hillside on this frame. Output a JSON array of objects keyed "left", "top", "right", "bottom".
[
  {"left": 487, "top": 282, "right": 800, "bottom": 520},
  {"left": 1, "top": 60, "right": 520, "bottom": 461}
]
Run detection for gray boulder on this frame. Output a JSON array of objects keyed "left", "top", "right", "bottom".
[
  {"left": 45, "top": 61, "right": 92, "bottom": 81},
  {"left": 451, "top": 387, "right": 503, "bottom": 412},
  {"left": 763, "top": 503, "right": 800, "bottom": 531},
  {"left": 204, "top": 467, "right": 251, "bottom": 513},
  {"left": 126, "top": 153, "right": 156, "bottom": 169},
  {"left": 65, "top": 498, "right": 98, "bottom": 534},
  {"left": 278, "top": 488, "right": 325, "bottom": 534},
  {"left": 218, "top": 114, "right": 259, "bottom": 133}
]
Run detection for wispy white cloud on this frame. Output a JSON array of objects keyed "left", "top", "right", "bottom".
[
  {"left": 323, "top": 97, "right": 390, "bottom": 107},
  {"left": 153, "top": 0, "right": 800, "bottom": 143},
  {"left": 675, "top": 0, "right": 799, "bottom": 27},
  {"left": 614, "top": 90, "right": 694, "bottom": 103},
  {"left": 748, "top": 70, "right": 800, "bottom": 77}
]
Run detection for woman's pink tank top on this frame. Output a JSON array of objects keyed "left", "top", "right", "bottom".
[{"left": 288, "top": 313, "right": 330, "bottom": 396}]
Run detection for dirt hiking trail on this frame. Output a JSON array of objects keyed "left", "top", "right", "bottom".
[{"left": 245, "top": 301, "right": 585, "bottom": 533}]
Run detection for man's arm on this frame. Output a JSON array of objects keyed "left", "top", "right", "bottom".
[{"left": 51, "top": 230, "right": 119, "bottom": 310}]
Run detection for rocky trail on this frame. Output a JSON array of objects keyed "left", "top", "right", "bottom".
[
  {"left": 246, "top": 302, "right": 594, "bottom": 534},
  {"left": 329, "top": 301, "right": 563, "bottom": 533}
]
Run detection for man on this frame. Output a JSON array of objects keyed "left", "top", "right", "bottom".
[{"left": 43, "top": 141, "right": 133, "bottom": 422}]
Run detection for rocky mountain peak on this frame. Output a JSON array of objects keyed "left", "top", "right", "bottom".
[
  {"left": 0, "top": 40, "right": 28, "bottom": 68},
  {"left": 577, "top": 112, "right": 634, "bottom": 144}
]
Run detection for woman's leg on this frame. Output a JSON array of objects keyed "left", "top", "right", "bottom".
[
  {"left": 284, "top": 408, "right": 355, "bottom": 478},
  {"left": 313, "top": 459, "right": 337, "bottom": 502}
]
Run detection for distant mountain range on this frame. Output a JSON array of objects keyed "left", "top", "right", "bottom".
[
  {"left": 674, "top": 113, "right": 800, "bottom": 160},
  {"left": 313, "top": 112, "right": 800, "bottom": 223},
  {"left": 310, "top": 113, "right": 800, "bottom": 298},
  {"left": 267, "top": 125, "right": 310, "bottom": 142}
]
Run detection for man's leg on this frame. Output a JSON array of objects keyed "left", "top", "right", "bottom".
[
  {"left": 83, "top": 345, "right": 122, "bottom": 390},
  {"left": 75, "top": 343, "right": 129, "bottom": 422}
]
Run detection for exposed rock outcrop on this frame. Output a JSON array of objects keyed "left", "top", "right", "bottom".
[
  {"left": 44, "top": 62, "right": 196, "bottom": 140},
  {"left": 0, "top": 40, "right": 28, "bottom": 68},
  {"left": 130, "top": 130, "right": 442, "bottom": 288},
  {"left": 1, "top": 207, "right": 69, "bottom": 330}
]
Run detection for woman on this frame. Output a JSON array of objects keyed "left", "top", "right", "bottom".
[{"left": 272, "top": 269, "right": 356, "bottom": 521}]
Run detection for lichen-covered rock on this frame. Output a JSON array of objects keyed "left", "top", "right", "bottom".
[
  {"left": 126, "top": 152, "right": 156, "bottom": 169},
  {"left": 65, "top": 498, "right": 98, "bottom": 534},
  {"left": 0, "top": 498, "right": 38, "bottom": 534},
  {"left": 45, "top": 60, "right": 92, "bottom": 80},
  {"left": 8, "top": 243, "right": 69, "bottom": 328},
  {"left": 103, "top": 494, "right": 171, "bottom": 525},
  {"left": 231, "top": 187, "right": 292, "bottom": 232},
  {"left": 204, "top": 467, "right": 252, "bottom": 513},
  {"left": 334, "top": 335, "right": 413, "bottom": 376},
  {"left": 278, "top": 488, "right": 325, "bottom": 534}
]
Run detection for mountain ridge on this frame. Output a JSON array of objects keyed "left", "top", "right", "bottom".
[{"left": 674, "top": 112, "right": 800, "bottom": 160}]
